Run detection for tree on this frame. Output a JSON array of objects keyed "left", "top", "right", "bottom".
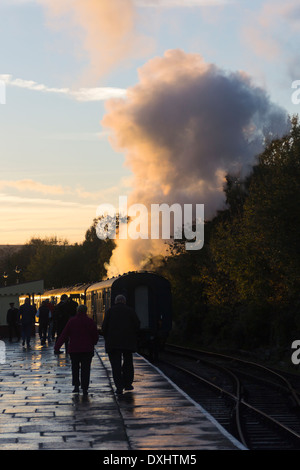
[
  {"left": 81, "top": 218, "right": 115, "bottom": 282},
  {"left": 24, "top": 237, "right": 69, "bottom": 288},
  {"left": 159, "top": 116, "right": 300, "bottom": 350},
  {"left": 208, "top": 116, "right": 300, "bottom": 346}
]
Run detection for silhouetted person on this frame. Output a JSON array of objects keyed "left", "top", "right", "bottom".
[
  {"left": 68, "top": 297, "right": 78, "bottom": 317},
  {"left": 54, "top": 304, "right": 99, "bottom": 395},
  {"left": 6, "top": 302, "right": 20, "bottom": 342},
  {"left": 19, "top": 298, "right": 36, "bottom": 349},
  {"left": 102, "top": 295, "right": 140, "bottom": 395},
  {"left": 37, "top": 300, "right": 50, "bottom": 345},
  {"left": 46, "top": 300, "right": 54, "bottom": 342},
  {"left": 53, "top": 294, "right": 71, "bottom": 352}
]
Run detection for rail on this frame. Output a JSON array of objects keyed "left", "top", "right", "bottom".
[{"left": 158, "top": 344, "right": 300, "bottom": 449}]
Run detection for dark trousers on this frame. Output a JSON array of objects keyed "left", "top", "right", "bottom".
[
  {"left": 21, "top": 323, "right": 32, "bottom": 346},
  {"left": 70, "top": 352, "right": 94, "bottom": 391},
  {"left": 39, "top": 323, "right": 48, "bottom": 344},
  {"left": 8, "top": 322, "right": 20, "bottom": 342},
  {"left": 108, "top": 349, "right": 134, "bottom": 392}
]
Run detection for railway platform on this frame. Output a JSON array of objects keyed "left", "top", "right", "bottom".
[{"left": 0, "top": 336, "right": 246, "bottom": 451}]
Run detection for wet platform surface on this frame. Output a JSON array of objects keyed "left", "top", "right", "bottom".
[{"left": 0, "top": 336, "right": 245, "bottom": 450}]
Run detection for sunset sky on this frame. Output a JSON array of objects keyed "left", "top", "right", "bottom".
[{"left": 0, "top": 0, "right": 299, "bottom": 246}]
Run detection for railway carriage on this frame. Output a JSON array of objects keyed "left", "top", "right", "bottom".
[
  {"left": 86, "top": 271, "right": 172, "bottom": 356},
  {"left": 19, "top": 284, "right": 89, "bottom": 310},
  {"left": 23, "top": 271, "right": 172, "bottom": 356},
  {"left": 40, "top": 284, "right": 89, "bottom": 308}
]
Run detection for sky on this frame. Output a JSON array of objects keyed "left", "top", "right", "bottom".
[{"left": 0, "top": 0, "right": 299, "bottom": 254}]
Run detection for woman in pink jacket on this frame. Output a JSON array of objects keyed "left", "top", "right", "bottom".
[{"left": 54, "top": 304, "right": 99, "bottom": 395}]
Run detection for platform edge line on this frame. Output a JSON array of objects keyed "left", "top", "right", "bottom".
[{"left": 136, "top": 353, "right": 248, "bottom": 451}]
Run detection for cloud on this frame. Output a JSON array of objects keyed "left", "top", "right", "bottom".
[
  {"left": 71, "top": 88, "right": 127, "bottom": 102},
  {"left": 1, "top": 0, "right": 234, "bottom": 87},
  {"left": 136, "top": 0, "right": 234, "bottom": 6},
  {"left": 35, "top": 0, "right": 153, "bottom": 82},
  {"left": 0, "top": 179, "right": 65, "bottom": 196},
  {"left": 102, "top": 49, "right": 289, "bottom": 275},
  {"left": 0, "top": 178, "right": 132, "bottom": 244},
  {"left": 2, "top": 0, "right": 234, "bottom": 6},
  {"left": 0, "top": 177, "right": 132, "bottom": 203},
  {"left": 0, "top": 181, "right": 99, "bottom": 244},
  {"left": 0, "top": 0, "right": 36, "bottom": 5},
  {"left": 0, "top": 192, "right": 83, "bottom": 208},
  {"left": 0, "top": 192, "right": 96, "bottom": 244},
  {"left": 241, "top": 0, "right": 300, "bottom": 76},
  {"left": 0, "top": 74, "right": 127, "bottom": 101}
]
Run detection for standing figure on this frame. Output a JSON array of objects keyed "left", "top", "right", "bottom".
[
  {"left": 37, "top": 300, "right": 50, "bottom": 345},
  {"left": 54, "top": 304, "right": 99, "bottom": 395},
  {"left": 53, "top": 294, "right": 71, "bottom": 352},
  {"left": 68, "top": 297, "right": 78, "bottom": 317},
  {"left": 6, "top": 302, "right": 20, "bottom": 342},
  {"left": 102, "top": 295, "right": 140, "bottom": 395},
  {"left": 47, "top": 300, "right": 55, "bottom": 342},
  {"left": 19, "top": 298, "right": 36, "bottom": 349}
]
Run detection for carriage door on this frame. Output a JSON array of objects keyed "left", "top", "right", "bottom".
[{"left": 134, "top": 285, "right": 149, "bottom": 328}]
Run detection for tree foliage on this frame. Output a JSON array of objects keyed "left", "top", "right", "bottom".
[{"left": 159, "top": 116, "right": 300, "bottom": 352}]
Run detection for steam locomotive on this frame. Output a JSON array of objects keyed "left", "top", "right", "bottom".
[{"left": 23, "top": 271, "right": 172, "bottom": 357}]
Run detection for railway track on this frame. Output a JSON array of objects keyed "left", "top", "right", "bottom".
[{"left": 156, "top": 344, "right": 300, "bottom": 450}]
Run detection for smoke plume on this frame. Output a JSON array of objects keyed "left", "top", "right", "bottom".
[
  {"left": 102, "top": 49, "right": 288, "bottom": 276},
  {"left": 37, "top": 0, "right": 152, "bottom": 83}
]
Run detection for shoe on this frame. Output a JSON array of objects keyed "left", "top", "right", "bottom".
[
  {"left": 82, "top": 389, "right": 88, "bottom": 396},
  {"left": 115, "top": 389, "right": 123, "bottom": 395},
  {"left": 124, "top": 385, "right": 134, "bottom": 391},
  {"left": 72, "top": 387, "right": 79, "bottom": 393}
]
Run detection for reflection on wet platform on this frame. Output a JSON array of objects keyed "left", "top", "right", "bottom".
[{"left": 0, "top": 337, "right": 245, "bottom": 450}]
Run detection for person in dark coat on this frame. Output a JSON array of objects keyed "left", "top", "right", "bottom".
[
  {"left": 6, "top": 302, "right": 20, "bottom": 342},
  {"left": 53, "top": 294, "right": 71, "bottom": 352},
  {"left": 68, "top": 297, "right": 78, "bottom": 317},
  {"left": 37, "top": 300, "right": 50, "bottom": 345},
  {"left": 46, "top": 300, "right": 54, "bottom": 342},
  {"left": 54, "top": 304, "right": 99, "bottom": 395},
  {"left": 102, "top": 295, "right": 140, "bottom": 395},
  {"left": 19, "top": 298, "right": 36, "bottom": 349}
]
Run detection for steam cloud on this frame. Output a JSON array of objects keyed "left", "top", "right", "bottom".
[
  {"left": 102, "top": 49, "right": 289, "bottom": 276},
  {"left": 37, "top": 0, "right": 152, "bottom": 83},
  {"left": 34, "top": 2, "right": 290, "bottom": 275}
]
